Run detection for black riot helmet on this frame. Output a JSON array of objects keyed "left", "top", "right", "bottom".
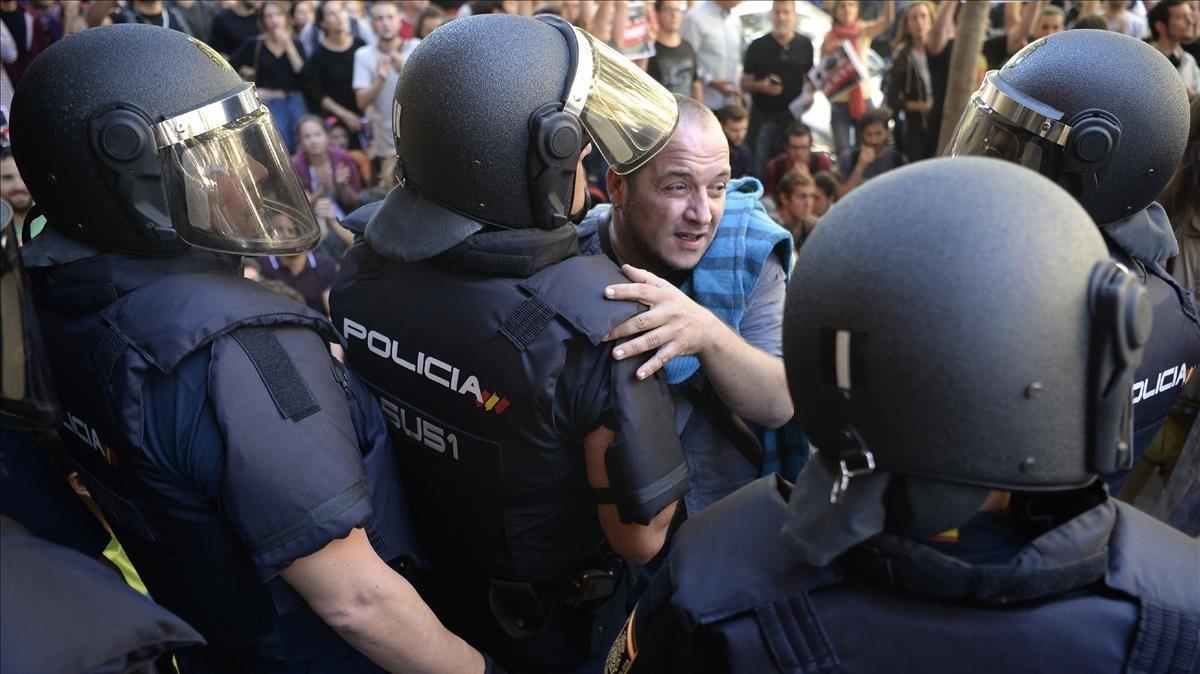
[
  {"left": 366, "top": 13, "right": 678, "bottom": 262},
  {"left": 0, "top": 202, "right": 58, "bottom": 430},
  {"left": 780, "top": 157, "right": 1152, "bottom": 566},
  {"left": 944, "top": 30, "right": 1189, "bottom": 225},
  {"left": 9, "top": 25, "right": 320, "bottom": 257}
]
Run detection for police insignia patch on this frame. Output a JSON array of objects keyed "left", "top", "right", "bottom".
[{"left": 604, "top": 608, "right": 638, "bottom": 674}]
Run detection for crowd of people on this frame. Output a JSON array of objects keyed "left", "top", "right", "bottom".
[{"left": 0, "top": 2, "right": 1198, "bottom": 674}]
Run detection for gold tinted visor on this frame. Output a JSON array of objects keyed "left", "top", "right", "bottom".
[{"left": 570, "top": 28, "right": 677, "bottom": 175}]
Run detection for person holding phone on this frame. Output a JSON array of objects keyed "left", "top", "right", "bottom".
[{"left": 741, "top": 1, "right": 815, "bottom": 179}]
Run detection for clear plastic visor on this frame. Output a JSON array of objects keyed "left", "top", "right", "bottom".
[
  {"left": 943, "top": 100, "right": 1060, "bottom": 176},
  {"left": 571, "top": 28, "right": 678, "bottom": 175},
  {"left": 156, "top": 87, "right": 319, "bottom": 256}
]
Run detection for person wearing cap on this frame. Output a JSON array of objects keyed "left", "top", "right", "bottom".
[
  {"left": 329, "top": 13, "right": 690, "bottom": 674},
  {"left": 605, "top": 157, "right": 1200, "bottom": 674},
  {"left": 9, "top": 25, "right": 486, "bottom": 673},
  {"left": 944, "top": 29, "right": 1200, "bottom": 493}
]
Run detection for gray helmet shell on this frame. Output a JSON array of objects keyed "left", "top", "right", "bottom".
[
  {"left": 10, "top": 25, "right": 245, "bottom": 255},
  {"left": 784, "top": 157, "right": 1116, "bottom": 493},
  {"left": 997, "top": 30, "right": 1189, "bottom": 224}
]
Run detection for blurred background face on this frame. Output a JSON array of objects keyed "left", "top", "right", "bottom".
[
  {"left": 0, "top": 157, "right": 31, "bottom": 213},
  {"left": 657, "top": 0, "right": 684, "bottom": 32},
  {"left": 905, "top": 3, "right": 932, "bottom": 42},
  {"left": 785, "top": 133, "right": 812, "bottom": 167},
  {"left": 781, "top": 183, "right": 816, "bottom": 222},
  {"left": 299, "top": 121, "right": 330, "bottom": 156},
  {"left": 328, "top": 124, "right": 350, "bottom": 149},
  {"left": 262, "top": 3, "right": 288, "bottom": 32},
  {"left": 770, "top": 1, "right": 796, "bottom": 33},
  {"left": 861, "top": 122, "right": 887, "bottom": 151},
  {"left": 812, "top": 187, "right": 831, "bottom": 216},
  {"left": 319, "top": 0, "right": 346, "bottom": 33},
  {"left": 833, "top": 0, "right": 859, "bottom": 25},
  {"left": 370, "top": 2, "right": 401, "bottom": 41},
  {"left": 1032, "top": 10, "right": 1064, "bottom": 38},
  {"left": 417, "top": 13, "right": 444, "bottom": 37},
  {"left": 1165, "top": 2, "right": 1196, "bottom": 41},
  {"left": 722, "top": 117, "right": 749, "bottom": 148},
  {"left": 291, "top": 1, "right": 313, "bottom": 30}
]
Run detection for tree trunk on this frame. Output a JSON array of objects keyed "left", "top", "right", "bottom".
[
  {"left": 1152, "top": 414, "right": 1200, "bottom": 536},
  {"left": 936, "top": 1, "right": 990, "bottom": 154}
]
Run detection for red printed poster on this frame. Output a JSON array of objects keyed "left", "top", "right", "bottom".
[{"left": 618, "top": 3, "right": 656, "bottom": 61}]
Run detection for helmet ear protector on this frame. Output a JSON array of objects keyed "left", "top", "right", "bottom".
[
  {"left": 1060, "top": 108, "right": 1122, "bottom": 210},
  {"left": 88, "top": 105, "right": 181, "bottom": 252},
  {"left": 1086, "top": 260, "right": 1150, "bottom": 474},
  {"left": 527, "top": 14, "right": 587, "bottom": 230}
]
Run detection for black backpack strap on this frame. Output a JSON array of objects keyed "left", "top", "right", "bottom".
[
  {"left": 677, "top": 378, "right": 764, "bottom": 470},
  {"left": 1125, "top": 601, "right": 1200, "bottom": 674}
]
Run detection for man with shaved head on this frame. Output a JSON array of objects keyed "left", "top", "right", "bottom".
[{"left": 578, "top": 95, "right": 795, "bottom": 515}]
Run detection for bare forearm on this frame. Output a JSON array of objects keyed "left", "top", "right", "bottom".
[
  {"left": 585, "top": 426, "right": 676, "bottom": 565},
  {"left": 699, "top": 324, "right": 792, "bottom": 428},
  {"left": 355, "top": 78, "right": 385, "bottom": 111},
  {"left": 332, "top": 579, "right": 482, "bottom": 674}
]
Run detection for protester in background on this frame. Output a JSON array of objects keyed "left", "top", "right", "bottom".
[
  {"left": 354, "top": 1, "right": 405, "bottom": 171},
  {"left": 820, "top": 0, "right": 894, "bottom": 158},
  {"left": 762, "top": 121, "right": 834, "bottom": 196},
  {"left": 1149, "top": 0, "right": 1200, "bottom": 96},
  {"left": 207, "top": 0, "right": 260, "bottom": 56},
  {"left": 291, "top": 0, "right": 315, "bottom": 40},
  {"left": 302, "top": 0, "right": 367, "bottom": 147},
  {"left": 742, "top": 0, "right": 815, "bottom": 178},
  {"left": 175, "top": 0, "right": 220, "bottom": 42},
  {"left": 717, "top": 103, "right": 754, "bottom": 177},
  {"left": 1105, "top": 0, "right": 1149, "bottom": 37},
  {"left": 293, "top": 114, "right": 362, "bottom": 216},
  {"left": 0, "top": 0, "right": 54, "bottom": 88},
  {"left": 682, "top": 0, "right": 743, "bottom": 110},
  {"left": 812, "top": 169, "right": 839, "bottom": 217},
  {"left": 886, "top": 0, "right": 936, "bottom": 161},
  {"left": 107, "top": 0, "right": 195, "bottom": 34},
  {"left": 328, "top": 120, "right": 374, "bottom": 188},
  {"left": 775, "top": 168, "right": 819, "bottom": 250},
  {"left": 253, "top": 215, "right": 339, "bottom": 315},
  {"left": 229, "top": 0, "right": 308, "bottom": 153},
  {"left": 838, "top": 107, "right": 905, "bottom": 197},
  {"left": 647, "top": 0, "right": 703, "bottom": 100}
]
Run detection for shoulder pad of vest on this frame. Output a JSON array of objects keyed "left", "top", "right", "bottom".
[
  {"left": 1107, "top": 500, "right": 1200, "bottom": 613},
  {"left": 518, "top": 255, "right": 642, "bottom": 346},
  {"left": 343, "top": 201, "right": 383, "bottom": 236},
  {"left": 101, "top": 273, "right": 337, "bottom": 373},
  {"left": 669, "top": 476, "right": 841, "bottom": 632}
]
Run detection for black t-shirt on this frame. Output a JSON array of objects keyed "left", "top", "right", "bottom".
[
  {"left": 647, "top": 39, "right": 699, "bottom": 98},
  {"left": 0, "top": 8, "right": 28, "bottom": 61},
  {"left": 981, "top": 34, "right": 1010, "bottom": 70},
  {"left": 229, "top": 36, "right": 306, "bottom": 91},
  {"left": 743, "top": 32, "right": 815, "bottom": 115},
  {"left": 108, "top": 8, "right": 190, "bottom": 34},
  {"left": 208, "top": 9, "right": 259, "bottom": 55},
  {"left": 302, "top": 37, "right": 367, "bottom": 115}
]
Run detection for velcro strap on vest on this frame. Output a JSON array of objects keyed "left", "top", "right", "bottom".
[
  {"left": 753, "top": 594, "right": 841, "bottom": 673},
  {"left": 230, "top": 327, "right": 320, "bottom": 421},
  {"left": 500, "top": 296, "right": 558, "bottom": 351},
  {"left": 93, "top": 326, "right": 129, "bottom": 388},
  {"left": 1127, "top": 601, "right": 1200, "bottom": 674}
]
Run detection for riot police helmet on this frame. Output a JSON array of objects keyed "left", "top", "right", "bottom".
[
  {"left": 944, "top": 30, "right": 1189, "bottom": 226},
  {"left": 780, "top": 157, "right": 1152, "bottom": 566},
  {"left": 365, "top": 13, "right": 679, "bottom": 262},
  {"left": 10, "top": 25, "right": 320, "bottom": 257}
]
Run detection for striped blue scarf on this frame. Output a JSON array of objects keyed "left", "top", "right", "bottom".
[{"left": 665, "top": 177, "right": 793, "bottom": 385}]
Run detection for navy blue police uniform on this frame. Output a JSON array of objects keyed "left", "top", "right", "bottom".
[
  {"left": 331, "top": 204, "right": 689, "bottom": 673},
  {"left": 607, "top": 476, "right": 1200, "bottom": 674},
  {"left": 25, "top": 231, "right": 421, "bottom": 673}
]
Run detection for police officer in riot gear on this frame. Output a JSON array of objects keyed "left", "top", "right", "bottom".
[
  {"left": 607, "top": 157, "right": 1200, "bottom": 674},
  {"left": 10, "top": 25, "right": 486, "bottom": 673},
  {"left": 330, "top": 14, "right": 690, "bottom": 673},
  {"left": 944, "top": 30, "right": 1200, "bottom": 485},
  {"left": 1, "top": 204, "right": 206, "bottom": 673}
]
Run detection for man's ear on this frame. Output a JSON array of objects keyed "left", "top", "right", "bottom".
[{"left": 606, "top": 168, "right": 626, "bottom": 209}]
